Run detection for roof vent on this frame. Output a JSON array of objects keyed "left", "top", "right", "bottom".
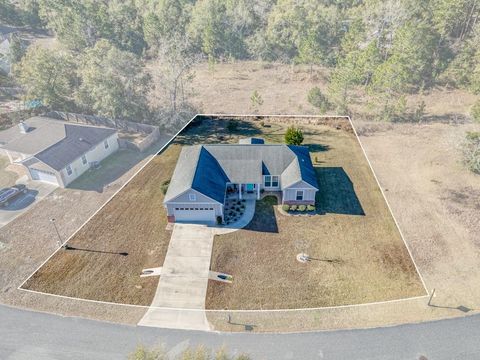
[{"left": 18, "top": 122, "right": 30, "bottom": 134}]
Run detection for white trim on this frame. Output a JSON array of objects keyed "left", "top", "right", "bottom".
[{"left": 165, "top": 188, "right": 222, "bottom": 205}]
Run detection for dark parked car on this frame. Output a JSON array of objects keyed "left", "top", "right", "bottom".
[{"left": 0, "top": 185, "right": 27, "bottom": 207}]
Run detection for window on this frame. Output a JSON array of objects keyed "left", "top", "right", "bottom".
[
  {"left": 189, "top": 193, "right": 196, "bottom": 201},
  {"left": 66, "top": 164, "right": 73, "bottom": 176},
  {"left": 296, "top": 190, "right": 304, "bottom": 201},
  {"left": 271, "top": 176, "right": 279, "bottom": 187},
  {"left": 104, "top": 140, "right": 109, "bottom": 149},
  {"left": 264, "top": 175, "right": 279, "bottom": 187},
  {"left": 264, "top": 175, "right": 271, "bottom": 187},
  {"left": 81, "top": 155, "right": 87, "bottom": 165}
]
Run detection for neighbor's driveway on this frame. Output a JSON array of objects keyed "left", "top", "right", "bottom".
[
  {"left": 0, "top": 178, "right": 57, "bottom": 228},
  {"left": 139, "top": 223, "right": 215, "bottom": 330}
]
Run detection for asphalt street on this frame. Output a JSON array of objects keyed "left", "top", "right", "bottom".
[{"left": 1, "top": 304, "right": 479, "bottom": 360}]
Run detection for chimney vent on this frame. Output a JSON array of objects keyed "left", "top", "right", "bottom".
[{"left": 18, "top": 122, "right": 30, "bottom": 134}]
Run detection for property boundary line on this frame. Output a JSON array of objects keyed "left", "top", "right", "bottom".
[
  {"left": 346, "top": 115, "right": 430, "bottom": 296},
  {"left": 18, "top": 287, "right": 428, "bottom": 313},
  {"left": 17, "top": 114, "right": 198, "bottom": 290},
  {"left": 17, "top": 113, "right": 429, "bottom": 312}
]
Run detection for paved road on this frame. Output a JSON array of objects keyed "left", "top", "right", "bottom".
[{"left": 1, "top": 304, "right": 479, "bottom": 359}]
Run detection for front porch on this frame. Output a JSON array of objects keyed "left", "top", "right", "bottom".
[{"left": 225, "top": 183, "right": 261, "bottom": 201}]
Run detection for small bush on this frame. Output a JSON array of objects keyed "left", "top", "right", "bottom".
[
  {"left": 216, "top": 216, "right": 222, "bottom": 225},
  {"left": 462, "top": 131, "right": 480, "bottom": 173},
  {"left": 160, "top": 179, "right": 170, "bottom": 195},
  {"left": 284, "top": 126, "right": 304, "bottom": 145},
  {"left": 282, "top": 204, "right": 290, "bottom": 211},
  {"left": 471, "top": 100, "right": 480, "bottom": 123},
  {"left": 290, "top": 205, "right": 297, "bottom": 211},
  {"left": 307, "top": 205, "right": 315, "bottom": 212},
  {"left": 298, "top": 205, "right": 306, "bottom": 211},
  {"left": 307, "top": 87, "right": 330, "bottom": 114}
]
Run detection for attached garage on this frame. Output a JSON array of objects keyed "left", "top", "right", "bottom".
[
  {"left": 173, "top": 205, "right": 216, "bottom": 223},
  {"left": 30, "top": 168, "right": 59, "bottom": 186}
]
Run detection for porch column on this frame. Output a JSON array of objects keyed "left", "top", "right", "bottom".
[
  {"left": 239, "top": 183, "right": 242, "bottom": 199},
  {"left": 257, "top": 183, "right": 260, "bottom": 199}
]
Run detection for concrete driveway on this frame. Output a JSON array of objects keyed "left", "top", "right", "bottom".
[
  {"left": 139, "top": 223, "right": 215, "bottom": 330},
  {"left": 0, "top": 177, "right": 57, "bottom": 228}
]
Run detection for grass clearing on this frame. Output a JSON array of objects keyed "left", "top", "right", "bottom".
[{"left": 206, "top": 120, "right": 425, "bottom": 310}]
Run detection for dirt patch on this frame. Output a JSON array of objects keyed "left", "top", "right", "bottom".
[{"left": 206, "top": 120, "right": 425, "bottom": 310}]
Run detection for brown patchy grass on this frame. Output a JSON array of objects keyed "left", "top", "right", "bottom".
[
  {"left": 206, "top": 120, "right": 426, "bottom": 310},
  {"left": 0, "top": 155, "right": 18, "bottom": 188},
  {"left": 22, "top": 116, "right": 424, "bottom": 309},
  {"left": 22, "top": 145, "right": 181, "bottom": 305}
]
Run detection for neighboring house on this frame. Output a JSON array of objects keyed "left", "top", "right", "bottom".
[
  {"left": 0, "top": 25, "right": 17, "bottom": 74},
  {"left": 0, "top": 116, "right": 119, "bottom": 187},
  {"left": 164, "top": 138, "right": 319, "bottom": 224}
]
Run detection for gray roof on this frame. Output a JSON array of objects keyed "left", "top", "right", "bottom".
[
  {"left": 0, "top": 117, "right": 67, "bottom": 154},
  {"left": 164, "top": 144, "right": 318, "bottom": 204},
  {"left": 35, "top": 124, "right": 116, "bottom": 171},
  {"left": 0, "top": 116, "right": 117, "bottom": 171}
]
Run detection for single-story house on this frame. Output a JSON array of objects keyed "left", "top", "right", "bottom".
[
  {"left": 0, "top": 116, "right": 119, "bottom": 187},
  {"left": 164, "top": 138, "right": 319, "bottom": 223}
]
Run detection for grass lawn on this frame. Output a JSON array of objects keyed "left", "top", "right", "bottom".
[
  {"left": 206, "top": 120, "right": 426, "bottom": 310},
  {"left": 22, "top": 116, "right": 425, "bottom": 308},
  {"left": 22, "top": 145, "right": 181, "bottom": 305}
]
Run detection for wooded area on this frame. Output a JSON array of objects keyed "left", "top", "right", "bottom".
[{"left": 1, "top": 0, "right": 480, "bottom": 124}]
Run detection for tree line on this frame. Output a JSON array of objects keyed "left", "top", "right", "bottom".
[{"left": 2, "top": 0, "right": 480, "bottom": 123}]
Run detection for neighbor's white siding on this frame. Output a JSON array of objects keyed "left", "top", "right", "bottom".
[{"left": 60, "top": 133, "right": 119, "bottom": 186}]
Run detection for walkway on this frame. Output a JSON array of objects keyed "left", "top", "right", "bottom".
[
  {"left": 138, "top": 200, "right": 256, "bottom": 330},
  {"left": 138, "top": 223, "right": 214, "bottom": 330}
]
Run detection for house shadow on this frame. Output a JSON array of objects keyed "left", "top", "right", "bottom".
[
  {"left": 68, "top": 143, "right": 162, "bottom": 193},
  {"left": 315, "top": 167, "right": 365, "bottom": 216},
  {"left": 177, "top": 116, "right": 263, "bottom": 145},
  {"left": 245, "top": 195, "right": 279, "bottom": 233}
]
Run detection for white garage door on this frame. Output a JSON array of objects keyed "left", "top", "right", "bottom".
[
  {"left": 30, "top": 168, "right": 59, "bottom": 186},
  {"left": 174, "top": 206, "right": 216, "bottom": 223}
]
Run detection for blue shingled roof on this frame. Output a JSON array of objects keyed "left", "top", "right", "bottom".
[
  {"left": 191, "top": 147, "right": 230, "bottom": 203},
  {"left": 287, "top": 146, "right": 319, "bottom": 189}
]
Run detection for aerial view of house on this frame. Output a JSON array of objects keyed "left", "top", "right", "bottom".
[
  {"left": 164, "top": 137, "right": 318, "bottom": 224},
  {"left": 0, "top": 116, "right": 119, "bottom": 187}
]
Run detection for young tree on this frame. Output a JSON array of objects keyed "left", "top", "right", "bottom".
[
  {"left": 250, "top": 90, "right": 263, "bottom": 112},
  {"left": 76, "top": 40, "right": 150, "bottom": 120},
  {"left": 471, "top": 100, "right": 480, "bottom": 122},
  {"left": 14, "top": 46, "right": 76, "bottom": 110},
  {"left": 285, "top": 126, "right": 304, "bottom": 145},
  {"left": 307, "top": 87, "right": 329, "bottom": 114}
]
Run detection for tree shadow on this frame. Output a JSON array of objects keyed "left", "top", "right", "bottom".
[
  {"left": 177, "top": 115, "right": 262, "bottom": 145},
  {"left": 245, "top": 195, "right": 278, "bottom": 233},
  {"left": 67, "top": 144, "right": 163, "bottom": 193},
  {"left": 305, "top": 143, "right": 330, "bottom": 153},
  {"left": 316, "top": 167, "right": 365, "bottom": 216}
]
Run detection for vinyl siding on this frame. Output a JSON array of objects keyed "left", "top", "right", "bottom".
[{"left": 60, "top": 133, "right": 119, "bottom": 187}]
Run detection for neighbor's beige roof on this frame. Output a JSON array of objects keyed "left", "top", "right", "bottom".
[{"left": 0, "top": 117, "right": 67, "bottom": 155}]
